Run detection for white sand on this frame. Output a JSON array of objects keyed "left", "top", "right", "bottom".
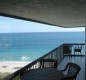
[{"left": 0, "top": 61, "right": 30, "bottom": 73}]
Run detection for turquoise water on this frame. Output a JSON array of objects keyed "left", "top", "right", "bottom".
[{"left": 0, "top": 32, "right": 85, "bottom": 62}]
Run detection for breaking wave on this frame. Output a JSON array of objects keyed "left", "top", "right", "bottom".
[{"left": 21, "top": 56, "right": 30, "bottom": 60}]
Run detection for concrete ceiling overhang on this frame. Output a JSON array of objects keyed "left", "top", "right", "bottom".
[{"left": 0, "top": 0, "right": 86, "bottom": 27}]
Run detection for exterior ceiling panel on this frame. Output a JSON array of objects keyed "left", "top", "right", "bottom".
[{"left": 0, "top": 0, "right": 86, "bottom": 27}]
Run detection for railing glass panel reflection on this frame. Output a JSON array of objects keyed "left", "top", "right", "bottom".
[{"left": 63, "top": 43, "right": 85, "bottom": 56}]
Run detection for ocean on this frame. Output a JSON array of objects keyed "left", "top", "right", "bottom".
[{"left": 0, "top": 32, "right": 85, "bottom": 62}]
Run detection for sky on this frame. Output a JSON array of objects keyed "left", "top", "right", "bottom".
[{"left": 0, "top": 16, "right": 85, "bottom": 33}]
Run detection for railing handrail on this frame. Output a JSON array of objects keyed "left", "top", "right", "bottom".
[{"left": 63, "top": 43, "right": 85, "bottom": 45}]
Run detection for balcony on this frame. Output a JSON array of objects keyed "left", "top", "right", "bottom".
[{"left": 3, "top": 43, "right": 85, "bottom": 80}]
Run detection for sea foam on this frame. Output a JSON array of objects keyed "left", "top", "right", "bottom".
[{"left": 21, "top": 56, "right": 30, "bottom": 60}]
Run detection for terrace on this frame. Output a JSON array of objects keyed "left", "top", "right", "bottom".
[
  {"left": 0, "top": 0, "right": 86, "bottom": 80},
  {"left": 2, "top": 43, "right": 85, "bottom": 80}
]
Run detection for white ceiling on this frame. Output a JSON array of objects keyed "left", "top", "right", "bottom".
[{"left": 0, "top": 0, "right": 86, "bottom": 27}]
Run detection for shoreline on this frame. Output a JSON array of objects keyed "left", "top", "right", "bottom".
[{"left": 0, "top": 61, "right": 30, "bottom": 73}]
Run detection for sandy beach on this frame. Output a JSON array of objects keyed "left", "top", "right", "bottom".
[{"left": 0, "top": 61, "right": 30, "bottom": 73}]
